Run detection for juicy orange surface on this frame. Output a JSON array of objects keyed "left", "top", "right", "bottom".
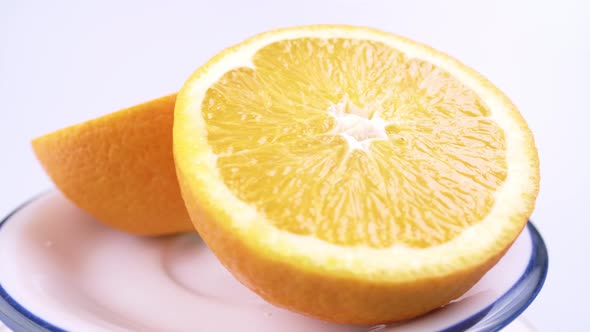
[{"left": 202, "top": 38, "right": 507, "bottom": 248}]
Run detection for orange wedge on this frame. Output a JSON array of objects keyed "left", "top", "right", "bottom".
[{"left": 33, "top": 95, "right": 193, "bottom": 235}]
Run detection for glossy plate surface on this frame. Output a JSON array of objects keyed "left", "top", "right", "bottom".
[{"left": 0, "top": 191, "right": 547, "bottom": 332}]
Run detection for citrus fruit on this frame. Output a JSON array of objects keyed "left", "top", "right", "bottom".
[
  {"left": 32, "top": 94, "right": 194, "bottom": 236},
  {"left": 173, "top": 25, "right": 539, "bottom": 324}
]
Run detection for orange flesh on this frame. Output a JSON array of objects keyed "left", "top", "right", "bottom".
[{"left": 201, "top": 38, "right": 507, "bottom": 248}]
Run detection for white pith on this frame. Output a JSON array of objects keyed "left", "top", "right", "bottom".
[{"left": 327, "top": 96, "right": 389, "bottom": 152}]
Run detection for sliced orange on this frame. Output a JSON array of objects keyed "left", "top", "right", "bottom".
[
  {"left": 33, "top": 94, "right": 193, "bottom": 235},
  {"left": 173, "top": 25, "right": 540, "bottom": 324}
]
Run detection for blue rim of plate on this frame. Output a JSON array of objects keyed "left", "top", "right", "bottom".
[{"left": 0, "top": 192, "right": 548, "bottom": 332}]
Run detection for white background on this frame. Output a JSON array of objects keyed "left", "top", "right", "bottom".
[{"left": 1, "top": 0, "right": 588, "bottom": 331}]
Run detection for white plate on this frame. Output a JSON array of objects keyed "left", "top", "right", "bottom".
[{"left": 0, "top": 191, "right": 547, "bottom": 332}]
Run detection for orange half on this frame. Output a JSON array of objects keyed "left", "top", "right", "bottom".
[{"left": 173, "top": 25, "right": 539, "bottom": 324}]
